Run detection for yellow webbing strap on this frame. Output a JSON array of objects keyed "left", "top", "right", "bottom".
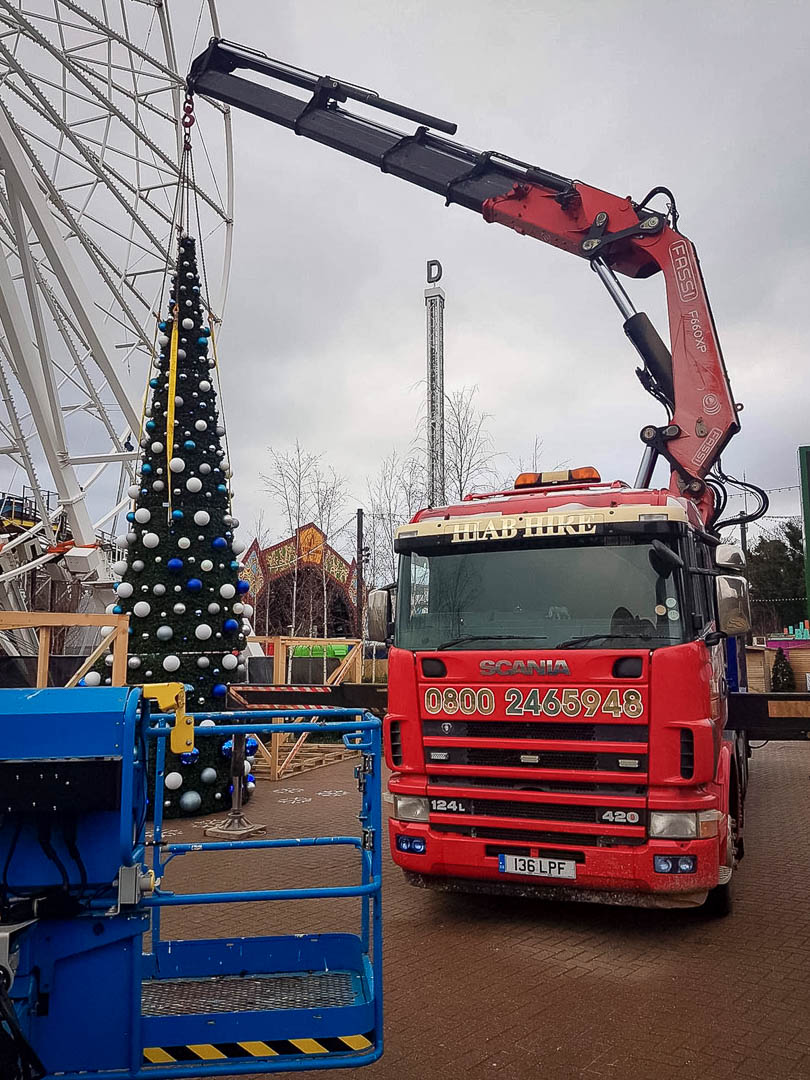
[{"left": 165, "top": 306, "right": 179, "bottom": 518}]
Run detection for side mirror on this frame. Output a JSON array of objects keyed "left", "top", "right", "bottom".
[
  {"left": 716, "top": 574, "right": 751, "bottom": 636},
  {"left": 649, "top": 539, "right": 684, "bottom": 578},
  {"left": 367, "top": 588, "right": 393, "bottom": 644},
  {"left": 715, "top": 543, "right": 745, "bottom": 572}
]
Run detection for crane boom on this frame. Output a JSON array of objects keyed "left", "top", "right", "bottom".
[{"left": 188, "top": 38, "right": 740, "bottom": 524}]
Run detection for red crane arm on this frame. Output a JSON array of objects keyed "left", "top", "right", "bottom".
[{"left": 188, "top": 39, "right": 740, "bottom": 523}]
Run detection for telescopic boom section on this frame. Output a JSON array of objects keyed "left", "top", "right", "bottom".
[{"left": 188, "top": 39, "right": 739, "bottom": 522}]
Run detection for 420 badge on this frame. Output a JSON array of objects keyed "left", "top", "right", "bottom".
[{"left": 423, "top": 686, "right": 644, "bottom": 718}]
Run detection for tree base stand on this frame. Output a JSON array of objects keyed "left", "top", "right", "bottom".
[
  {"left": 204, "top": 731, "right": 265, "bottom": 838},
  {"left": 205, "top": 810, "right": 266, "bottom": 839}
]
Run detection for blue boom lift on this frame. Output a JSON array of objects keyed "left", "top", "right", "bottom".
[{"left": 0, "top": 685, "right": 382, "bottom": 1078}]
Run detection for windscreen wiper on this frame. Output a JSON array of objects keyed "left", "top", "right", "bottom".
[
  {"left": 436, "top": 634, "right": 549, "bottom": 649},
  {"left": 555, "top": 633, "right": 636, "bottom": 649}
]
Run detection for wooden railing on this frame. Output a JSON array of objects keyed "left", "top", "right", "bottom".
[{"left": 0, "top": 611, "right": 129, "bottom": 687}]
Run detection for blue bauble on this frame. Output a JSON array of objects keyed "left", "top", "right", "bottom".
[
  {"left": 180, "top": 748, "right": 200, "bottom": 765},
  {"left": 236, "top": 579, "right": 250, "bottom": 594},
  {"left": 223, "top": 618, "right": 238, "bottom": 633},
  {"left": 202, "top": 326, "right": 211, "bottom": 336},
  {"left": 142, "top": 463, "right": 152, "bottom": 474},
  {"left": 146, "top": 419, "right": 156, "bottom": 431},
  {"left": 246, "top": 736, "right": 259, "bottom": 755},
  {"left": 187, "top": 577, "right": 203, "bottom": 592},
  {"left": 126, "top": 511, "right": 135, "bottom": 522},
  {"left": 197, "top": 336, "right": 208, "bottom": 347},
  {"left": 167, "top": 558, "right": 183, "bottom": 571},
  {"left": 217, "top": 484, "right": 227, "bottom": 493},
  {"left": 221, "top": 739, "right": 233, "bottom": 758},
  {"left": 247, "top": 774, "right": 255, "bottom": 785},
  {"left": 212, "top": 537, "right": 227, "bottom": 550},
  {"left": 212, "top": 683, "right": 227, "bottom": 697},
  {"left": 113, "top": 605, "right": 122, "bottom": 615},
  {"left": 149, "top": 378, "right": 159, "bottom": 388},
  {"left": 229, "top": 561, "right": 239, "bottom": 570},
  {"left": 172, "top": 509, "right": 184, "bottom": 519},
  {"left": 183, "top": 440, "right": 196, "bottom": 450}
]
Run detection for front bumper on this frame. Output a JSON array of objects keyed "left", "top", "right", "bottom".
[{"left": 388, "top": 818, "right": 720, "bottom": 907}]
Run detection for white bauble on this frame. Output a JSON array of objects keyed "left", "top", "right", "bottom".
[
  {"left": 199, "top": 380, "right": 211, "bottom": 392},
  {"left": 173, "top": 603, "right": 186, "bottom": 614},
  {"left": 156, "top": 625, "right": 173, "bottom": 641},
  {"left": 232, "top": 603, "right": 244, "bottom": 615},
  {"left": 200, "top": 560, "right": 213, "bottom": 572},
  {"left": 105, "top": 602, "right": 116, "bottom": 614},
  {"left": 134, "top": 508, "right": 151, "bottom": 524},
  {"left": 243, "top": 604, "right": 254, "bottom": 618},
  {"left": 200, "top": 768, "right": 217, "bottom": 785},
  {"left": 150, "top": 442, "right": 164, "bottom": 454},
  {"left": 158, "top": 333, "right": 170, "bottom": 347},
  {"left": 207, "top": 603, "right": 221, "bottom": 614},
  {"left": 84, "top": 671, "right": 102, "bottom": 686},
  {"left": 246, "top": 782, "right": 256, "bottom": 793},
  {"left": 112, "top": 558, "right": 128, "bottom": 576},
  {"left": 194, "top": 510, "right": 210, "bottom": 526},
  {"left": 195, "top": 624, "right": 212, "bottom": 641},
  {"left": 104, "top": 653, "right": 114, "bottom": 667},
  {"left": 169, "top": 457, "right": 185, "bottom": 473},
  {"left": 236, "top": 663, "right": 246, "bottom": 674},
  {"left": 127, "top": 531, "right": 138, "bottom": 545},
  {"left": 197, "top": 656, "right": 210, "bottom": 669},
  {"left": 117, "top": 582, "right": 134, "bottom": 599},
  {"left": 133, "top": 601, "right": 151, "bottom": 618},
  {"left": 131, "top": 560, "right": 145, "bottom": 572},
  {"left": 162, "top": 654, "right": 181, "bottom": 672},
  {"left": 195, "top": 420, "right": 208, "bottom": 432},
  {"left": 219, "top": 584, "right": 235, "bottom": 599},
  {"left": 127, "top": 484, "right": 139, "bottom": 499},
  {"left": 199, "top": 718, "right": 216, "bottom": 727},
  {"left": 101, "top": 624, "right": 114, "bottom": 636},
  {"left": 128, "top": 656, "right": 141, "bottom": 669},
  {"left": 185, "top": 477, "right": 202, "bottom": 493},
  {"left": 221, "top": 654, "right": 238, "bottom": 671},
  {"left": 152, "top": 584, "right": 166, "bottom": 596},
  {"left": 178, "top": 537, "right": 191, "bottom": 550},
  {"left": 216, "top": 424, "right": 225, "bottom": 436},
  {"left": 179, "top": 791, "right": 202, "bottom": 813},
  {"left": 182, "top": 318, "right": 194, "bottom": 330},
  {"left": 152, "top": 481, "right": 165, "bottom": 493},
  {"left": 199, "top": 463, "right": 211, "bottom": 475},
  {"left": 142, "top": 532, "right": 160, "bottom": 549},
  {"left": 164, "top": 771, "right": 183, "bottom": 790},
  {"left": 231, "top": 539, "right": 246, "bottom": 555}
]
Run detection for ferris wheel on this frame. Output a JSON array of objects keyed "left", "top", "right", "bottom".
[{"left": 0, "top": 0, "right": 233, "bottom": 620}]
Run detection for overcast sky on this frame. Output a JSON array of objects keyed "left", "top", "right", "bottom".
[{"left": 204, "top": 0, "right": 808, "bottom": 547}]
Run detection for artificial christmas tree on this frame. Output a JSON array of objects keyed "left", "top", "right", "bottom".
[
  {"left": 91, "top": 234, "right": 253, "bottom": 816},
  {"left": 771, "top": 646, "right": 795, "bottom": 692}
]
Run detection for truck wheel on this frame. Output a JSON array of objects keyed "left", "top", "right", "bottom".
[{"left": 701, "top": 815, "right": 737, "bottom": 918}]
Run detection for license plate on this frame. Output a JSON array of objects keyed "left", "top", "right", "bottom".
[{"left": 498, "top": 854, "right": 576, "bottom": 879}]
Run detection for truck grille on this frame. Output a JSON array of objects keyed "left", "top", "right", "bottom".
[
  {"left": 428, "top": 774, "right": 647, "bottom": 796},
  {"left": 445, "top": 797, "right": 646, "bottom": 826},
  {"left": 434, "top": 824, "right": 646, "bottom": 848},
  {"left": 423, "top": 720, "right": 647, "bottom": 743},
  {"left": 425, "top": 747, "right": 647, "bottom": 772}
]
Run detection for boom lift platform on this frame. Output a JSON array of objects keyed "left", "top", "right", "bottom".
[{"left": 0, "top": 686, "right": 382, "bottom": 1078}]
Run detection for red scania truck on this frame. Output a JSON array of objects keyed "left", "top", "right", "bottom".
[{"left": 187, "top": 40, "right": 769, "bottom": 911}]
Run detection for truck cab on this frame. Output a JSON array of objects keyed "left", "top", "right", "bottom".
[{"left": 373, "top": 470, "right": 750, "bottom": 911}]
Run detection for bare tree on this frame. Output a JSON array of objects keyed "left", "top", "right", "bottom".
[
  {"left": 310, "top": 461, "right": 348, "bottom": 678},
  {"left": 445, "top": 385, "right": 497, "bottom": 502},
  {"left": 365, "top": 450, "right": 427, "bottom": 588},
  {"left": 251, "top": 509, "right": 274, "bottom": 635},
  {"left": 260, "top": 441, "right": 318, "bottom": 641}
]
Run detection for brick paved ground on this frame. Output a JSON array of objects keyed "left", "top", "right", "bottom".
[{"left": 159, "top": 742, "right": 810, "bottom": 1080}]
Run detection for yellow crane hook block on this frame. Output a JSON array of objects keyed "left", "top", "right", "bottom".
[{"left": 142, "top": 682, "right": 194, "bottom": 754}]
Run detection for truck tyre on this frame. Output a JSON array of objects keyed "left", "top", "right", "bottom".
[{"left": 701, "top": 815, "right": 737, "bottom": 918}]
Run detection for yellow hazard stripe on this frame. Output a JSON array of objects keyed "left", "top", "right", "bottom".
[
  {"left": 143, "top": 1033, "right": 374, "bottom": 1063},
  {"left": 143, "top": 1048, "right": 175, "bottom": 1064},
  {"left": 238, "top": 1041, "right": 279, "bottom": 1056},
  {"left": 339, "top": 1034, "right": 373, "bottom": 1051},
  {"left": 289, "top": 1038, "right": 328, "bottom": 1054},
  {"left": 188, "top": 1044, "right": 227, "bottom": 1060}
]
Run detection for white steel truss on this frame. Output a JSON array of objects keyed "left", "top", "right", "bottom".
[{"left": 0, "top": 0, "right": 233, "bottom": 618}]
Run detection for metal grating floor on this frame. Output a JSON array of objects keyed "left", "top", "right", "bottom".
[{"left": 142, "top": 972, "right": 355, "bottom": 1017}]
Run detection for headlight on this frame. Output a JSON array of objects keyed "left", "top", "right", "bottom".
[
  {"left": 649, "top": 810, "right": 720, "bottom": 839},
  {"left": 393, "top": 795, "right": 429, "bottom": 823}
]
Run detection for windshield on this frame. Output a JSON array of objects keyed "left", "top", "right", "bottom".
[{"left": 395, "top": 537, "right": 685, "bottom": 651}]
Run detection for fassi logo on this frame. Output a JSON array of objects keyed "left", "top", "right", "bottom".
[
  {"left": 669, "top": 240, "right": 699, "bottom": 303},
  {"left": 480, "top": 659, "right": 570, "bottom": 676}
]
